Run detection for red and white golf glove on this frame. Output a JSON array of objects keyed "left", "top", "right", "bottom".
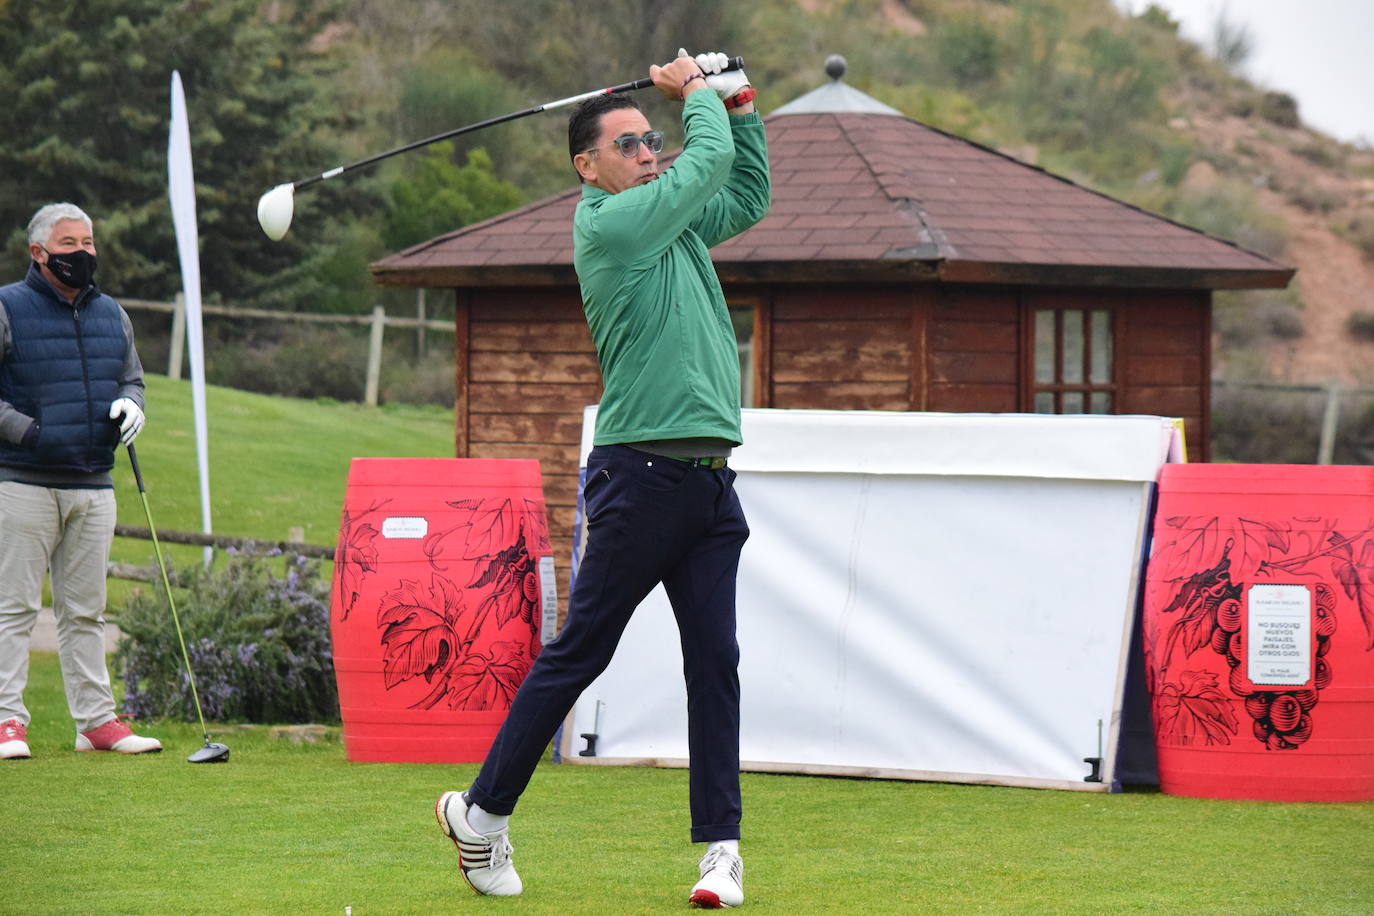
[{"left": 678, "top": 48, "right": 750, "bottom": 101}]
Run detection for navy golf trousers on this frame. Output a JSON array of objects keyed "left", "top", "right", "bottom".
[{"left": 467, "top": 444, "right": 749, "bottom": 842}]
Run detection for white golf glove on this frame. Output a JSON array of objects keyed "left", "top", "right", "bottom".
[
  {"left": 678, "top": 48, "right": 750, "bottom": 100},
  {"left": 109, "top": 397, "right": 145, "bottom": 446}
]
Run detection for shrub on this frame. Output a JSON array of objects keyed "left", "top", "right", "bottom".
[
  {"left": 934, "top": 15, "right": 1002, "bottom": 87},
  {"left": 205, "top": 321, "right": 368, "bottom": 402},
  {"left": 1211, "top": 384, "right": 1321, "bottom": 464},
  {"left": 1159, "top": 141, "right": 1193, "bottom": 187},
  {"left": 380, "top": 347, "right": 456, "bottom": 407},
  {"left": 1212, "top": 289, "right": 1304, "bottom": 370},
  {"left": 1226, "top": 92, "right": 1255, "bottom": 118},
  {"left": 1347, "top": 311, "right": 1374, "bottom": 342},
  {"left": 1264, "top": 303, "right": 1305, "bottom": 340},
  {"left": 1258, "top": 91, "right": 1299, "bottom": 128},
  {"left": 1293, "top": 140, "right": 1342, "bottom": 169},
  {"left": 1346, "top": 212, "right": 1374, "bottom": 261},
  {"left": 1168, "top": 181, "right": 1289, "bottom": 258},
  {"left": 1213, "top": 384, "right": 1374, "bottom": 465},
  {"left": 115, "top": 553, "right": 339, "bottom": 724},
  {"left": 1286, "top": 184, "right": 1343, "bottom": 214},
  {"left": 1137, "top": 5, "right": 1179, "bottom": 35}
]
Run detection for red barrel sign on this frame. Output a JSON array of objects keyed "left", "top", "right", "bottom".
[
  {"left": 329, "top": 458, "right": 553, "bottom": 763},
  {"left": 1142, "top": 464, "right": 1374, "bottom": 802}
]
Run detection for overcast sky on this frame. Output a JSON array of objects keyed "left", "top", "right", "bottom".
[{"left": 1112, "top": 0, "right": 1374, "bottom": 145}]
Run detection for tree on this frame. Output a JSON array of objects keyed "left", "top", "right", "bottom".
[
  {"left": 384, "top": 144, "right": 523, "bottom": 252},
  {"left": 338, "top": 0, "right": 744, "bottom": 200},
  {"left": 0, "top": 0, "right": 379, "bottom": 312}
]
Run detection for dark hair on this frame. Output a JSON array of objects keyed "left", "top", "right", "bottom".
[{"left": 568, "top": 94, "right": 642, "bottom": 175}]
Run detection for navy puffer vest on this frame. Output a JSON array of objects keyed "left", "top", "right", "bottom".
[{"left": 0, "top": 264, "right": 126, "bottom": 473}]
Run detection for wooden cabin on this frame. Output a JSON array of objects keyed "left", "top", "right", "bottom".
[{"left": 371, "top": 61, "right": 1294, "bottom": 592}]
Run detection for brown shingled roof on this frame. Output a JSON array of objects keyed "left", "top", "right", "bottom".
[{"left": 370, "top": 111, "right": 1293, "bottom": 291}]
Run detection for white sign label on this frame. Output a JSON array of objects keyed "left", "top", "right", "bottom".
[
  {"left": 1247, "top": 584, "right": 1311, "bottom": 686},
  {"left": 539, "top": 555, "right": 559, "bottom": 645},
  {"left": 381, "top": 516, "right": 428, "bottom": 539}
]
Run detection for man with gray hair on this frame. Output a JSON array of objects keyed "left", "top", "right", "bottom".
[{"left": 0, "top": 202, "right": 161, "bottom": 759}]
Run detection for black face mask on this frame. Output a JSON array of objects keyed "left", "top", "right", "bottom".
[{"left": 40, "top": 246, "right": 97, "bottom": 290}]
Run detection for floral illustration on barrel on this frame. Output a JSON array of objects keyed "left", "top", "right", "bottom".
[
  {"left": 1145, "top": 514, "right": 1371, "bottom": 750},
  {"left": 331, "top": 496, "right": 551, "bottom": 712}
]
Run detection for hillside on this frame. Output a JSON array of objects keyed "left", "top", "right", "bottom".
[
  {"left": 10, "top": 0, "right": 1370, "bottom": 396},
  {"left": 872, "top": 0, "right": 1374, "bottom": 388},
  {"left": 330, "top": 0, "right": 1374, "bottom": 388},
  {"left": 262, "top": 0, "right": 1374, "bottom": 398},
  {"left": 1183, "top": 100, "right": 1374, "bottom": 385},
  {"left": 851, "top": 2, "right": 1374, "bottom": 390}
]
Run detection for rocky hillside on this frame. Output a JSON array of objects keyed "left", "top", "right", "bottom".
[
  {"left": 874, "top": 1, "right": 1374, "bottom": 388},
  {"left": 1182, "top": 90, "right": 1374, "bottom": 386}
]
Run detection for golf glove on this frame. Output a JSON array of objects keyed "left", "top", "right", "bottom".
[
  {"left": 109, "top": 397, "right": 145, "bottom": 445},
  {"left": 679, "top": 48, "right": 750, "bottom": 100}
]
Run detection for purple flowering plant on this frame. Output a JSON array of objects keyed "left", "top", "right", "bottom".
[{"left": 115, "top": 552, "right": 339, "bottom": 724}]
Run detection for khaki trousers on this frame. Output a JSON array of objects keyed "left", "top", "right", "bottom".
[{"left": 0, "top": 480, "right": 118, "bottom": 732}]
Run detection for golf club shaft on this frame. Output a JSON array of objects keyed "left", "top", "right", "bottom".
[
  {"left": 289, "top": 56, "right": 746, "bottom": 191},
  {"left": 127, "top": 443, "right": 213, "bottom": 743}
]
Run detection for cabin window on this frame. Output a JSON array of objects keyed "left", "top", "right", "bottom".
[
  {"left": 1032, "top": 308, "right": 1114, "bottom": 414},
  {"left": 731, "top": 305, "right": 755, "bottom": 407}
]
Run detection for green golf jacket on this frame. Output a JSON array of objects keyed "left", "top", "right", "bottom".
[{"left": 573, "top": 91, "right": 770, "bottom": 447}]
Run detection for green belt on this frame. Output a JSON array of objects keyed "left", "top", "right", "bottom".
[{"left": 667, "top": 455, "right": 728, "bottom": 471}]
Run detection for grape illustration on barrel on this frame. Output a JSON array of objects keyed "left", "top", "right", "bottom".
[{"left": 1146, "top": 514, "right": 1368, "bottom": 751}]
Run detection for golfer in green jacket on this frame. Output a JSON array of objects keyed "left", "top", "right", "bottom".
[{"left": 435, "top": 49, "right": 769, "bottom": 908}]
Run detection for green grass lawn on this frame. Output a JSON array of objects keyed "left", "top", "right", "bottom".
[
  {"left": 7, "top": 654, "right": 1373, "bottom": 914},
  {"left": 11, "top": 377, "right": 1374, "bottom": 913}
]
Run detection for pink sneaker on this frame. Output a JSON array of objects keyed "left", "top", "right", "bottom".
[
  {"left": 76, "top": 717, "right": 162, "bottom": 754},
  {"left": 1, "top": 718, "right": 31, "bottom": 759}
]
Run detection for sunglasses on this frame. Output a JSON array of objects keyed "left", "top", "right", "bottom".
[{"left": 587, "top": 130, "right": 665, "bottom": 158}]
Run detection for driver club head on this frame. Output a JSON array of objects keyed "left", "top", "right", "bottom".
[
  {"left": 188, "top": 742, "right": 231, "bottom": 764},
  {"left": 256, "top": 183, "right": 295, "bottom": 241}
]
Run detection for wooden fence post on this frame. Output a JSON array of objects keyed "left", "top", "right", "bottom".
[
  {"left": 365, "top": 304, "right": 386, "bottom": 407},
  {"left": 1317, "top": 380, "right": 1342, "bottom": 465},
  {"left": 167, "top": 292, "right": 186, "bottom": 379},
  {"left": 415, "top": 288, "right": 427, "bottom": 359}
]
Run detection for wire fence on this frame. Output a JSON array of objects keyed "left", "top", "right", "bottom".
[
  {"left": 1212, "top": 380, "right": 1374, "bottom": 465},
  {"left": 108, "top": 524, "right": 335, "bottom": 583},
  {"left": 121, "top": 292, "right": 451, "bottom": 407}
]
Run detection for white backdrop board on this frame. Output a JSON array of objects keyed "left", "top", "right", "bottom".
[{"left": 559, "top": 409, "right": 1182, "bottom": 791}]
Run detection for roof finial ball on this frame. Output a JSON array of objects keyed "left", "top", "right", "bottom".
[{"left": 825, "top": 54, "right": 847, "bottom": 82}]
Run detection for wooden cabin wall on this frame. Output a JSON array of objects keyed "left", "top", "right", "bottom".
[
  {"left": 765, "top": 286, "right": 912, "bottom": 409},
  {"left": 924, "top": 286, "right": 1020, "bottom": 412},
  {"left": 1115, "top": 289, "right": 1210, "bottom": 461}
]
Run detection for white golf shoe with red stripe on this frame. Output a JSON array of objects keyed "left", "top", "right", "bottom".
[
  {"left": 435, "top": 791, "right": 522, "bottom": 896},
  {"left": 690, "top": 846, "right": 744, "bottom": 908}
]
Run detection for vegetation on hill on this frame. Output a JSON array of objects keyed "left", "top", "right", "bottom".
[{"left": 5, "top": 1, "right": 1372, "bottom": 407}]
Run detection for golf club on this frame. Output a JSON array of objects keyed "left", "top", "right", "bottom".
[
  {"left": 126, "top": 443, "right": 230, "bottom": 764},
  {"left": 256, "top": 56, "right": 746, "bottom": 240}
]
